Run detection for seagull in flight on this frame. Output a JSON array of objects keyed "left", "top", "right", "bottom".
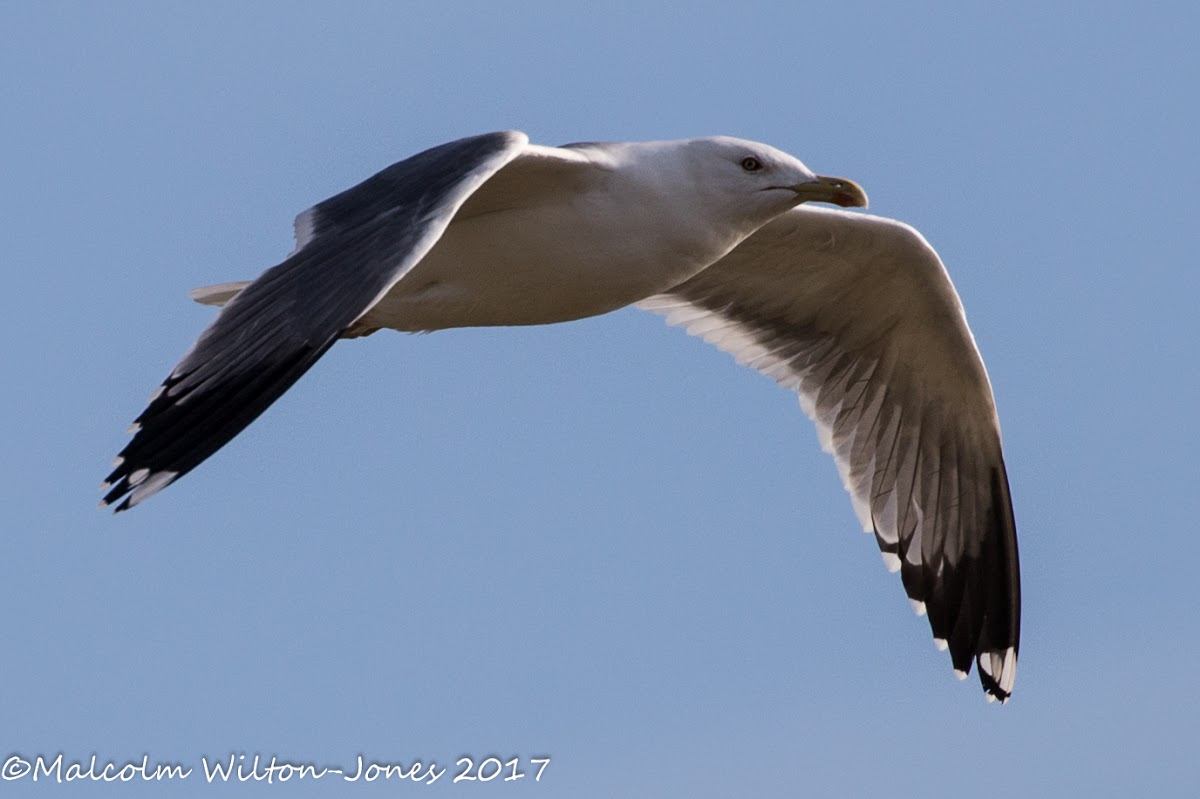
[{"left": 101, "top": 131, "right": 1020, "bottom": 702}]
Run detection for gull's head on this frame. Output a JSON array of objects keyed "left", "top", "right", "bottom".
[
  {"left": 677, "top": 136, "right": 868, "bottom": 220},
  {"left": 594, "top": 136, "right": 870, "bottom": 267}
]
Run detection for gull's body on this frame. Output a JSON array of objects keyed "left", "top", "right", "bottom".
[
  {"left": 103, "top": 131, "right": 1020, "bottom": 702},
  {"left": 350, "top": 142, "right": 712, "bottom": 331}
]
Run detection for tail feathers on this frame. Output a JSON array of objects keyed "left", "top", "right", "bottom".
[{"left": 189, "top": 281, "right": 251, "bottom": 307}]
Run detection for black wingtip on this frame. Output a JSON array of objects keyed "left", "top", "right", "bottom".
[
  {"left": 894, "top": 464, "right": 1020, "bottom": 704},
  {"left": 101, "top": 130, "right": 527, "bottom": 515},
  {"left": 976, "top": 645, "right": 1018, "bottom": 704}
]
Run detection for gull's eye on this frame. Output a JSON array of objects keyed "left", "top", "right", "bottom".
[{"left": 740, "top": 156, "right": 763, "bottom": 172}]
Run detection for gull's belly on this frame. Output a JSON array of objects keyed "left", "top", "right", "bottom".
[{"left": 355, "top": 202, "right": 724, "bottom": 333}]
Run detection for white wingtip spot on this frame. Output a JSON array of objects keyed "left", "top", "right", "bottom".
[
  {"left": 986, "top": 694, "right": 997, "bottom": 704},
  {"left": 1002, "top": 649, "right": 1017, "bottom": 694},
  {"left": 148, "top": 385, "right": 165, "bottom": 403},
  {"left": 97, "top": 499, "right": 109, "bottom": 509},
  {"left": 933, "top": 638, "right": 948, "bottom": 651},
  {"left": 954, "top": 669, "right": 968, "bottom": 681},
  {"left": 880, "top": 551, "right": 901, "bottom": 573},
  {"left": 126, "top": 422, "right": 141, "bottom": 435},
  {"left": 909, "top": 599, "right": 927, "bottom": 616},
  {"left": 129, "top": 468, "right": 150, "bottom": 487},
  {"left": 127, "top": 470, "right": 179, "bottom": 508},
  {"left": 111, "top": 456, "right": 124, "bottom": 469},
  {"left": 979, "top": 646, "right": 1018, "bottom": 697},
  {"left": 99, "top": 481, "right": 111, "bottom": 491}
]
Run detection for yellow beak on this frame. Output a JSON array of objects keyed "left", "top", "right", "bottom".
[{"left": 792, "top": 174, "right": 869, "bottom": 209}]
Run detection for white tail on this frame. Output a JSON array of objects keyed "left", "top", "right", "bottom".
[{"left": 188, "top": 281, "right": 251, "bottom": 307}]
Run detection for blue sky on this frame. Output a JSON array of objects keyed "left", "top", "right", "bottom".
[{"left": 2, "top": 1, "right": 1197, "bottom": 795}]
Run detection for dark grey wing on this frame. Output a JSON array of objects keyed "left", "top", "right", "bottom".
[
  {"left": 639, "top": 205, "right": 1020, "bottom": 702},
  {"left": 102, "top": 131, "right": 528, "bottom": 512}
]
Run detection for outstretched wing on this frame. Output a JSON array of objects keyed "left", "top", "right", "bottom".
[
  {"left": 638, "top": 205, "right": 1020, "bottom": 702},
  {"left": 102, "top": 131, "right": 528, "bottom": 511}
]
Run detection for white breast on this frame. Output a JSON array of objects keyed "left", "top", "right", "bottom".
[{"left": 355, "top": 156, "right": 748, "bottom": 332}]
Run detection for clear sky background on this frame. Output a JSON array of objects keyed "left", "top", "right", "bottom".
[{"left": 2, "top": 2, "right": 1197, "bottom": 796}]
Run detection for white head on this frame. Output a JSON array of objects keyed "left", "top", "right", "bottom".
[
  {"left": 584, "top": 136, "right": 868, "bottom": 258},
  {"left": 605, "top": 135, "right": 865, "bottom": 225},
  {"left": 578, "top": 136, "right": 867, "bottom": 269},
  {"left": 683, "top": 136, "right": 867, "bottom": 216}
]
